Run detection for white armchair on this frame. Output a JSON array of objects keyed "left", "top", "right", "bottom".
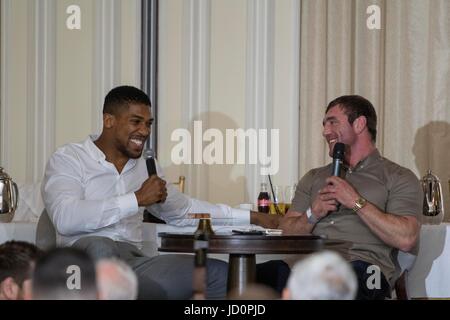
[{"left": 35, "top": 209, "right": 56, "bottom": 250}]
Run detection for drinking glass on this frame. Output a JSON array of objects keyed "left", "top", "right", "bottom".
[
  {"left": 269, "top": 185, "right": 285, "bottom": 215},
  {"left": 284, "top": 184, "right": 297, "bottom": 214}
]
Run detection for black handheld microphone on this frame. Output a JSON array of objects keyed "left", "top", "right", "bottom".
[
  {"left": 143, "top": 148, "right": 163, "bottom": 206},
  {"left": 144, "top": 149, "right": 157, "bottom": 177},
  {"left": 331, "top": 143, "right": 346, "bottom": 177},
  {"left": 330, "top": 142, "right": 345, "bottom": 212}
]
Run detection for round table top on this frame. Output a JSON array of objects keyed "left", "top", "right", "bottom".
[{"left": 158, "top": 232, "right": 351, "bottom": 255}]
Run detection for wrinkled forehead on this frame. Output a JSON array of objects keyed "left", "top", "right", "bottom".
[{"left": 323, "top": 104, "right": 348, "bottom": 122}]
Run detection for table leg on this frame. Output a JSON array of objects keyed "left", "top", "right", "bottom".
[{"left": 227, "top": 253, "right": 256, "bottom": 296}]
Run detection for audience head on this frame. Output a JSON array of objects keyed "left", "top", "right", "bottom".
[
  {"left": 283, "top": 251, "right": 357, "bottom": 300},
  {"left": 32, "top": 247, "right": 97, "bottom": 300},
  {"left": 0, "top": 241, "right": 44, "bottom": 300},
  {"left": 326, "top": 95, "right": 377, "bottom": 143},
  {"left": 103, "top": 85, "right": 151, "bottom": 116},
  {"left": 96, "top": 258, "right": 138, "bottom": 300}
]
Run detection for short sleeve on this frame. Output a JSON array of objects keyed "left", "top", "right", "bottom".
[
  {"left": 386, "top": 168, "right": 423, "bottom": 217},
  {"left": 291, "top": 169, "right": 316, "bottom": 213}
]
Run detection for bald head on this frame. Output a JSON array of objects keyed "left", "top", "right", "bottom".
[
  {"left": 96, "top": 258, "right": 138, "bottom": 300},
  {"left": 284, "top": 251, "right": 357, "bottom": 300}
]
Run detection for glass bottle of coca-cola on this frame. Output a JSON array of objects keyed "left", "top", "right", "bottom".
[{"left": 257, "top": 183, "right": 270, "bottom": 213}]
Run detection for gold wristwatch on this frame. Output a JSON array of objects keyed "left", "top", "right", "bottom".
[{"left": 352, "top": 197, "right": 367, "bottom": 212}]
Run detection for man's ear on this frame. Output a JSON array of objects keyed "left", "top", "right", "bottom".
[
  {"left": 103, "top": 113, "right": 115, "bottom": 129},
  {"left": 353, "top": 115, "right": 367, "bottom": 135},
  {"left": 0, "top": 277, "right": 20, "bottom": 300}
]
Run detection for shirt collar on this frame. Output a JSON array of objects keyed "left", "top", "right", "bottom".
[
  {"left": 83, "top": 135, "right": 138, "bottom": 171},
  {"left": 345, "top": 149, "right": 382, "bottom": 173},
  {"left": 84, "top": 135, "right": 106, "bottom": 162}
]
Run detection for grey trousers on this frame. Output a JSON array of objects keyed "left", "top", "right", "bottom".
[{"left": 72, "top": 236, "right": 228, "bottom": 300}]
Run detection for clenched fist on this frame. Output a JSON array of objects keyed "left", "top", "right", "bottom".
[{"left": 135, "top": 176, "right": 168, "bottom": 206}]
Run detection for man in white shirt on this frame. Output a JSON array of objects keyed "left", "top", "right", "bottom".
[{"left": 42, "top": 86, "right": 279, "bottom": 299}]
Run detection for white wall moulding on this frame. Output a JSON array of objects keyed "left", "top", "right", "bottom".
[
  {"left": 92, "top": 0, "right": 122, "bottom": 135},
  {"left": 245, "top": 0, "right": 275, "bottom": 203},
  {"left": 122, "top": 0, "right": 141, "bottom": 88},
  {"left": 182, "top": 0, "right": 211, "bottom": 198},
  {"left": 26, "top": 0, "right": 57, "bottom": 183},
  {"left": 274, "top": 0, "right": 300, "bottom": 189},
  {"left": 0, "top": 0, "right": 13, "bottom": 169}
]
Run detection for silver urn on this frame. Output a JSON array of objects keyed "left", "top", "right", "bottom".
[
  {"left": 421, "top": 170, "right": 444, "bottom": 224},
  {"left": 0, "top": 167, "right": 19, "bottom": 223}
]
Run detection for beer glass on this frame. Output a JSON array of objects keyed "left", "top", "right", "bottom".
[
  {"left": 284, "top": 184, "right": 297, "bottom": 214},
  {"left": 269, "top": 186, "right": 285, "bottom": 215}
]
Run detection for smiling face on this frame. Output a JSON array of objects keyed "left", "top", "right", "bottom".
[
  {"left": 110, "top": 103, "right": 153, "bottom": 159},
  {"left": 322, "top": 105, "right": 357, "bottom": 157}
]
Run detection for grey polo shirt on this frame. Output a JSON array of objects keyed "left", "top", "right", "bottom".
[{"left": 291, "top": 149, "right": 422, "bottom": 287}]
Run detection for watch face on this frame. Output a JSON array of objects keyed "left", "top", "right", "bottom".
[
  {"left": 353, "top": 197, "right": 366, "bottom": 211},
  {"left": 357, "top": 198, "right": 366, "bottom": 207}
]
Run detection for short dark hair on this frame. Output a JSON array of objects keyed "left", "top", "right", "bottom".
[
  {"left": 32, "top": 247, "right": 97, "bottom": 300},
  {"left": 326, "top": 95, "right": 377, "bottom": 142},
  {"left": 0, "top": 241, "right": 44, "bottom": 286},
  {"left": 103, "top": 85, "right": 151, "bottom": 115}
]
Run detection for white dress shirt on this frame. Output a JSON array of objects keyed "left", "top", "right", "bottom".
[{"left": 42, "top": 136, "right": 250, "bottom": 247}]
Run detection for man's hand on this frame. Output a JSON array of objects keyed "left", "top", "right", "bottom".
[
  {"left": 135, "top": 176, "right": 168, "bottom": 206},
  {"left": 323, "top": 176, "right": 360, "bottom": 210},
  {"left": 311, "top": 186, "right": 340, "bottom": 220}
]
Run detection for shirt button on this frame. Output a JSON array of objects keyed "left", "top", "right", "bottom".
[{"left": 330, "top": 220, "right": 335, "bottom": 224}]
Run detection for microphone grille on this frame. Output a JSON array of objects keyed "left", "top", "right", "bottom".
[{"left": 143, "top": 148, "right": 155, "bottom": 159}]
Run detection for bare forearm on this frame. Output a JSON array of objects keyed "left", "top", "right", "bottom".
[
  {"left": 250, "top": 211, "right": 280, "bottom": 229},
  {"left": 278, "top": 211, "right": 315, "bottom": 235},
  {"left": 356, "top": 202, "right": 420, "bottom": 251}
]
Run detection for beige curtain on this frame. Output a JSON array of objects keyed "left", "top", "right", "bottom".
[{"left": 299, "top": 0, "right": 450, "bottom": 220}]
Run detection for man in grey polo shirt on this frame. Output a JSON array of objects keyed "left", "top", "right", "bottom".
[{"left": 280, "top": 95, "right": 422, "bottom": 300}]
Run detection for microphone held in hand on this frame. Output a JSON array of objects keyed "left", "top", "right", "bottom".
[
  {"left": 143, "top": 148, "right": 163, "bottom": 204},
  {"left": 146, "top": 157, "right": 157, "bottom": 177},
  {"left": 330, "top": 142, "right": 345, "bottom": 212},
  {"left": 144, "top": 149, "right": 157, "bottom": 177},
  {"left": 331, "top": 143, "right": 345, "bottom": 177}
]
